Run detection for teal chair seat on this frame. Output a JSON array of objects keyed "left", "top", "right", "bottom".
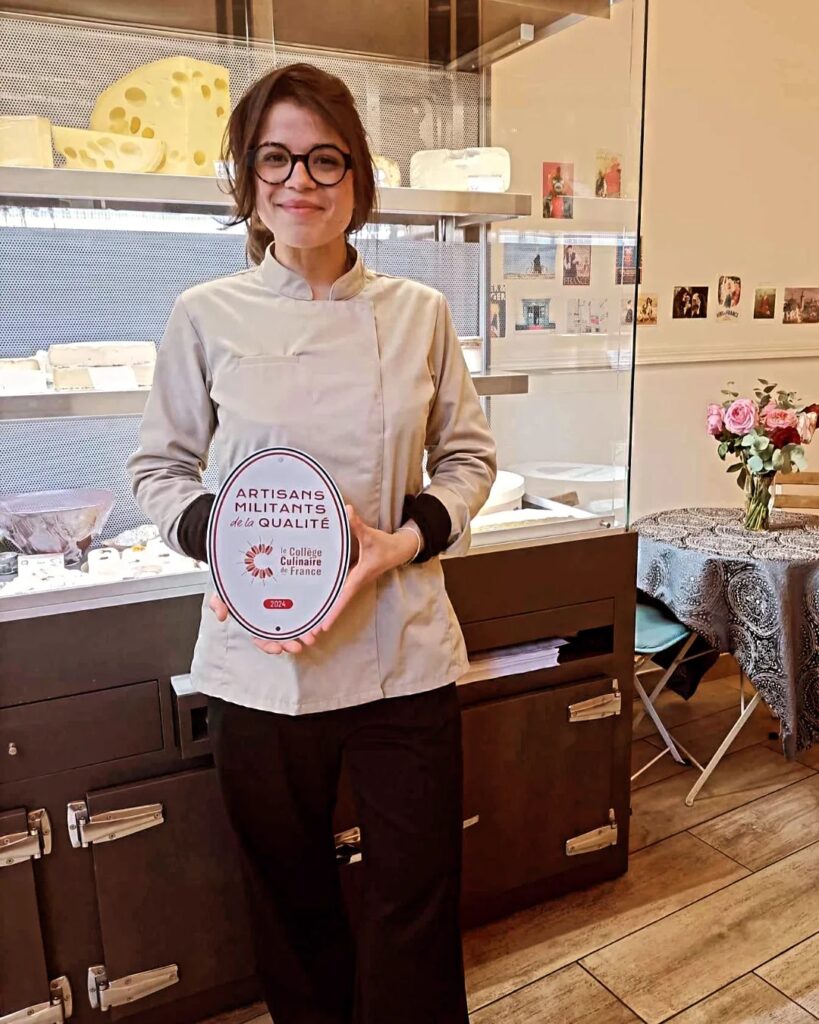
[{"left": 635, "top": 602, "right": 691, "bottom": 655}]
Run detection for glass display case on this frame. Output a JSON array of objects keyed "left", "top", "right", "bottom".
[{"left": 0, "top": 1, "right": 646, "bottom": 620}]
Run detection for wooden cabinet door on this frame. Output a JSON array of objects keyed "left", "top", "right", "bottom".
[
  {"left": 0, "top": 807, "right": 50, "bottom": 1016},
  {"left": 461, "top": 677, "right": 622, "bottom": 902},
  {"left": 84, "top": 768, "right": 255, "bottom": 1019}
]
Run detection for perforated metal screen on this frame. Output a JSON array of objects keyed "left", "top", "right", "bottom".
[
  {"left": 0, "top": 13, "right": 481, "bottom": 179},
  {"left": 0, "top": 13, "right": 482, "bottom": 539}
]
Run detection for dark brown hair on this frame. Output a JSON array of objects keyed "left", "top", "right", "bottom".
[{"left": 223, "top": 63, "right": 377, "bottom": 264}]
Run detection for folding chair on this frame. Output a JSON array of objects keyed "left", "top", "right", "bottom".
[
  {"left": 631, "top": 601, "right": 700, "bottom": 783},
  {"left": 632, "top": 599, "right": 768, "bottom": 806}
]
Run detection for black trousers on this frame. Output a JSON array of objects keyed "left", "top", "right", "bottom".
[{"left": 207, "top": 684, "right": 468, "bottom": 1024}]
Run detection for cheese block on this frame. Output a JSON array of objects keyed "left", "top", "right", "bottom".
[
  {"left": 53, "top": 362, "right": 154, "bottom": 391},
  {"left": 48, "top": 341, "right": 157, "bottom": 369},
  {"left": 0, "top": 366, "right": 49, "bottom": 395},
  {"left": 0, "top": 115, "right": 54, "bottom": 168},
  {"left": 52, "top": 125, "right": 165, "bottom": 173},
  {"left": 0, "top": 357, "right": 41, "bottom": 371},
  {"left": 90, "top": 56, "right": 230, "bottom": 177},
  {"left": 373, "top": 154, "right": 400, "bottom": 187},
  {"left": 410, "top": 147, "right": 511, "bottom": 192}
]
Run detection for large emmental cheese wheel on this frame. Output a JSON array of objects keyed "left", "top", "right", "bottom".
[
  {"left": 90, "top": 56, "right": 230, "bottom": 177},
  {"left": 53, "top": 126, "right": 165, "bottom": 173}
]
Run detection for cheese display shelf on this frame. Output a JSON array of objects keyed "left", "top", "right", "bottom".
[
  {"left": 0, "top": 371, "right": 529, "bottom": 422},
  {"left": 0, "top": 166, "right": 532, "bottom": 227},
  {"left": 0, "top": 5, "right": 644, "bottom": 620}
]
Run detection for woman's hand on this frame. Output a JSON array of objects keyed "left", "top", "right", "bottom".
[{"left": 208, "top": 505, "right": 417, "bottom": 656}]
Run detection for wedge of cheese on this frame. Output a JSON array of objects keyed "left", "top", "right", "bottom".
[
  {"left": 53, "top": 362, "right": 155, "bottom": 391},
  {"left": 52, "top": 125, "right": 165, "bottom": 173},
  {"left": 373, "top": 154, "right": 400, "bottom": 187},
  {"left": 410, "top": 147, "right": 511, "bottom": 192},
  {"left": 90, "top": 56, "right": 230, "bottom": 177},
  {"left": 48, "top": 341, "right": 157, "bottom": 369},
  {"left": 0, "top": 357, "right": 49, "bottom": 395},
  {"left": 0, "top": 115, "right": 54, "bottom": 168}
]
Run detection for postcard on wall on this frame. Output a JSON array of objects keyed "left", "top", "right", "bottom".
[
  {"left": 637, "top": 293, "right": 658, "bottom": 325},
  {"left": 615, "top": 244, "right": 639, "bottom": 286},
  {"left": 542, "top": 162, "right": 574, "bottom": 219},
  {"left": 490, "top": 285, "right": 507, "bottom": 338},
  {"left": 753, "top": 288, "right": 776, "bottom": 320},
  {"left": 515, "top": 297, "right": 556, "bottom": 332},
  {"left": 783, "top": 287, "right": 819, "bottom": 324},
  {"left": 717, "top": 275, "right": 741, "bottom": 321},
  {"left": 562, "top": 242, "right": 591, "bottom": 286},
  {"left": 595, "top": 151, "right": 622, "bottom": 199},
  {"left": 567, "top": 298, "right": 609, "bottom": 334},
  {"left": 503, "top": 242, "right": 557, "bottom": 279},
  {"left": 621, "top": 296, "right": 634, "bottom": 326},
  {"left": 672, "top": 286, "right": 708, "bottom": 319}
]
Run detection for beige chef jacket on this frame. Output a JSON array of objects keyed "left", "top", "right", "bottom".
[{"left": 128, "top": 244, "right": 497, "bottom": 715}]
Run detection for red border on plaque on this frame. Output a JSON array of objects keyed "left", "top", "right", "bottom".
[{"left": 207, "top": 448, "right": 350, "bottom": 641}]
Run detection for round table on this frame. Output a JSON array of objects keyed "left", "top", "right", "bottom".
[{"left": 634, "top": 507, "right": 819, "bottom": 756}]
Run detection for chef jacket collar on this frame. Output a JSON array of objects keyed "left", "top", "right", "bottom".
[{"left": 261, "top": 242, "right": 367, "bottom": 301}]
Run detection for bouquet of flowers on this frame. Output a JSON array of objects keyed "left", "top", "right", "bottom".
[{"left": 707, "top": 380, "right": 818, "bottom": 530}]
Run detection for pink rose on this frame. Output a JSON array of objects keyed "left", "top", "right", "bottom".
[
  {"left": 763, "top": 406, "right": 798, "bottom": 431},
  {"left": 706, "top": 403, "right": 724, "bottom": 437},
  {"left": 724, "top": 398, "right": 759, "bottom": 435},
  {"left": 798, "top": 411, "right": 818, "bottom": 444}
]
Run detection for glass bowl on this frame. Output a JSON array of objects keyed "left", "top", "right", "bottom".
[{"left": 0, "top": 489, "right": 115, "bottom": 565}]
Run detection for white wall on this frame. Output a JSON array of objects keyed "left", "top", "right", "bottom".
[
  {"left": 488, "top": 0, "right": 819, "bottom": 520},
  {"left": 633, "top": 0, "right": 819, "bottom": 515}
]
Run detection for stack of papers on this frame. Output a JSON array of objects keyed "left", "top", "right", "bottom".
[{"left": 458, "top": 638, "right": 568, "bottom": 685}]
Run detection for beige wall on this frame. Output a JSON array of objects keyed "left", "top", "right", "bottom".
[
  {"left": 631, "top": 0, "right": 819, "bottom": 517},
  {"left": 488, "top": 0, "right": 819, "bottom": 520}
]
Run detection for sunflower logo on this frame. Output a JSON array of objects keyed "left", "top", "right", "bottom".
[{"left": 243, "top": 542, "right": 277, "bottom": 581}]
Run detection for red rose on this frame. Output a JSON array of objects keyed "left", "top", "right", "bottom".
[
  {"left": 770, "top": 426, "right": 801, "bottom": 448},
  {"left": 804, "top": 403, "right": 819, "bottom": 416}
]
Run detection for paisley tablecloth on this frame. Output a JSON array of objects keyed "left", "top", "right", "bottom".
[{"left": 634, "top": 507, "right": 819, "bottom": 756}]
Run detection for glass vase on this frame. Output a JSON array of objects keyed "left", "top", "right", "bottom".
[{"left": 743, "top": 472, "right": 775, "bottom": 531}]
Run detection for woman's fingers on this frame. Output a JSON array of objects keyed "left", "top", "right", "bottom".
[{"left": 209, "top": 593, "right": 229, "bottom": 622}]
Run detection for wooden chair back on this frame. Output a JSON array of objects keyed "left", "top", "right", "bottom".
[{"left": 774, "top": 472, "right": 819, "bottom": 510}]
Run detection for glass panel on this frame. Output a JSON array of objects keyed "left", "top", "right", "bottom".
[
  {"left": 0, "top": 1, "right": 646, "bottom": 613},
  {"left": 485, "top": 0, "right": 646, "bottom": 537}
]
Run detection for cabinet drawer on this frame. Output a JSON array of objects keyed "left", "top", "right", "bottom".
[{"left": 0, "top": 682, "right": 163, "bottom": 784}]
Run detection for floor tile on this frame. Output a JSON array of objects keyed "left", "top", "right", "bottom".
[
  {"left": 643, "top": 701, "right": 779, "bottom": 764},
  {"left": 463, "top": 832, "right": 747, "bottom": 1011},
  {"left": 692, "top": 775, "right": 819, "bottom": 871},
  {"left": 633, "top": 676, "right": 744, "bottom": 742},
  {"left": 797, "top": 744, "right": 819, "bottom": 770},
  {"left": 629, "top": 745, "right": 813, "bottom": 853},
  {"left": 469, "top": 964, "right": 639, "bottom": 1023},
  {"left": 631, "top": 738, "right": 690, "bottom": 791},
  {"left": 757, "top": 931, "right": 819, "bottom": 1017},
  {"left": 666, "top": 974, "right": 814, "bottom": 1023},
  {"left": 581, "top": 841, "right": 819, "bottom": 1024}
]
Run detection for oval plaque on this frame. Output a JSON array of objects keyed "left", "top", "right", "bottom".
[{"left": 207, "top": 448, "right": 350, "bottom": 640}]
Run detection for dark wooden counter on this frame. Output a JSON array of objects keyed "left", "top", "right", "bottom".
[{"left": 0, "top": 530, "right": 636, "bottom": 1024}]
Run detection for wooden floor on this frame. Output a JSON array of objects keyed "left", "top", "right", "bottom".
[{"left": 206, "top": 674, "right": 819, "bottom": 1023}]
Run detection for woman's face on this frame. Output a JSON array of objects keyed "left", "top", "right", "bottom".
[{"left": 253, "top": 100, "right": 355, "bottom": 251}]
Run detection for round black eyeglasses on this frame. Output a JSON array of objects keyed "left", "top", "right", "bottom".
[{"left": 248, "top": 143, "right": 353, "bottom": 187}]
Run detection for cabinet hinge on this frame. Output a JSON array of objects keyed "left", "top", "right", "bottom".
[
  {"left": 568, "top": 680, "right": 621, "bottom": 722},
  {"left": 334, "top": 815, "right": 480, "bottom": 866},
  {"left": 0, "top": 808, "right": 52, "bottom": 868},
  {"left": 0, "top": 976, "right": 72, "bottom": 1024},
  {"left": 67, "top": 801, "right": 163, "bottom": 849},
  {"left": 87, "top": 964, "right": 178, "bottom": 1011},
  {"left": 565, "top": 809, "right": 619, "bottom": 857}
]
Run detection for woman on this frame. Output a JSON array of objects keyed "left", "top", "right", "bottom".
[{"left": 128, "top": 63, "right": 496, "bottom": 1024}]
